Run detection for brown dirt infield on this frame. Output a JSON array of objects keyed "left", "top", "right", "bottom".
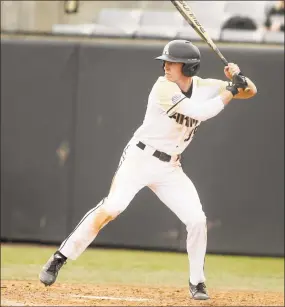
[{"left": 1, "top": 280, "right": 284, "bottom": 306}]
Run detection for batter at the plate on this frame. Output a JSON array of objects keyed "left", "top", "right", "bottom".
[{"left": 39, "top": 40, "right": 257, "bottom": 300}]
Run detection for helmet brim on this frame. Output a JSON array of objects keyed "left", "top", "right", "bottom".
[
  {"left": 155, "top": 55, "right": 200, "bottom": 64},
  {"left": 155, "top": 55, "right": 185, "bottom": 63}
]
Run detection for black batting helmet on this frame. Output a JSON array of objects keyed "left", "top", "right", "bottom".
[{"left": 155, "top": 40, "right": 201, "bottom": 77}]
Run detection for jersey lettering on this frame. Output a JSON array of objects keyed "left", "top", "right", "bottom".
[
  {"left": 184, "top": 126, "right": 199, "bottom": 142},
  {"left": 170, "top": 112, "right": 200, "bottom": 142},
  {"left": 169, "top": 112, "right": 199, "bottom": 128}
]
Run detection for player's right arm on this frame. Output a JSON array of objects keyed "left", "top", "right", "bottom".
[{"left": 154, "top": 77, "right": 236, "bottom": 122}]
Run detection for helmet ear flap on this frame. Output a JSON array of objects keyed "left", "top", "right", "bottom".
[{"left": 182, "top": 62, "right": 200, "bottom": 77}]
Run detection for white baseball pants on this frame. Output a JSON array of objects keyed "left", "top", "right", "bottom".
[{"left": 59, "top": 139, "right": 207, "bottom": 285}]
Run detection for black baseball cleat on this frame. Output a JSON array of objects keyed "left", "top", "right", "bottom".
[
  {"left": 39, "top": 252, "right": 66, "bottom": 286},
  {"left": 189, "top": 281, "right": 210, "bottom": 300}
]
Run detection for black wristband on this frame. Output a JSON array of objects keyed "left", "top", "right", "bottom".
[{"left": 226, "top": 83, "right": 239, "bottom": 96}]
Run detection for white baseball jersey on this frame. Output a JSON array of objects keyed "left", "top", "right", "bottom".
[{"left": 133, "top": 76, "right": 227, "bottom": 155}]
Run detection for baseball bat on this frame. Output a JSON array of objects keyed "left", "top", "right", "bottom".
[{"left": 171, "top": 0, "right": 250, "bottom": 92}]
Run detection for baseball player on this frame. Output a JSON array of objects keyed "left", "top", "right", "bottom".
[{"left": 39, "top": 40, "right": 257, "bottom": 300}]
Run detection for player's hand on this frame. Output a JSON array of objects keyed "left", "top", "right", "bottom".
[
  {"left": 224, "top": 63, "right": 241, "bottom": 80},
  {"left": 232, "top": 73, "right": 248, "bottom": 89},
  {"left": 226, "top": 72, "right": 248, "bottom": 96}
]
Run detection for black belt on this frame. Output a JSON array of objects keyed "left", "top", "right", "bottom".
[{"left": 136, "top": 141, "right": 172, "bottom": 162}]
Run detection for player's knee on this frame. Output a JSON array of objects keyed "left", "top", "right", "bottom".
[
  {"left": 100, "top": 198, "right": 122, "bottom": 218},
  {"left": 186, "top": 211, "right": 206, "bottom": 229},
  {"left": 92, "top": 207, "right": 120, "bottom": 235},
  {"left": 103, "top": 194, "right": 129, "bottom": 214}
]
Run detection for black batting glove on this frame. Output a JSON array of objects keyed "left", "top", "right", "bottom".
[{"left": 232, "top": 72, "right": 248, "bottom": 89}]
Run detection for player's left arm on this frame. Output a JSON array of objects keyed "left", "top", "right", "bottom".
[{"left": 224, "top": 63, "right": 257, "bottom": 99}]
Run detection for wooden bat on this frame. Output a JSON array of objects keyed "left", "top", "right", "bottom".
[{"left": 171, "top": 0, "right": 250, "bottom": 91}]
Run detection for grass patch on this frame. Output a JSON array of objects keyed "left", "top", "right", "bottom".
[{"left": 1, "top": 244, "right": 284, "bottom": 291}]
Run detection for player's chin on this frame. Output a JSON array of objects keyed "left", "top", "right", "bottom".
[{"left": 165, "top": 74, "right": 173, "bottom": 81}]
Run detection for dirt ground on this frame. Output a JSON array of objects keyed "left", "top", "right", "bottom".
[{"left": 1, "top": 280, "right": 284, "bottom": 306}]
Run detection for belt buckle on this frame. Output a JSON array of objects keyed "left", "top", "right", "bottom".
[{"left": 158, "top": 151, "right": 170, "bottom": 162}]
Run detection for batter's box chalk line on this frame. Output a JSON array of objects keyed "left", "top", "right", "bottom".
[
  {"left": 1, "top": 299, "right": 27, "bottom": 306},
  {"left": 71, "top": 294, "right": 151, "bottom": 302}
]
